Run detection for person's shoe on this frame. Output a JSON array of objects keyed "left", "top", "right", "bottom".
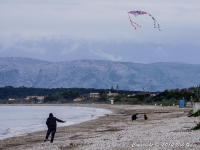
[
  {"left": 50, "top": 141, "right": 53, "bottom": 143},
  {"left": 44, "top": 139, "right": 48, "bottom": 142}
]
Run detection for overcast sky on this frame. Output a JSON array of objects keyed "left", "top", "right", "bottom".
[{"left": 0, "top": 0, "right": 200, "bottom": 63}]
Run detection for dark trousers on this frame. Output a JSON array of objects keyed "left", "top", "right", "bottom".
[
  {"left": 132, "top": 116, "right": 137, "bottom": 121},
  {"left": 45, "top": 127, "right": 56, "bottom": 142},
  {"left": 132, "top": 118, "right": 136, "bottom": 121}
]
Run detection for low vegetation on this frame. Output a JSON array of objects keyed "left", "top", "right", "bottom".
[{"left": 0, "top": 86, "right": 197, "bottom": 105}]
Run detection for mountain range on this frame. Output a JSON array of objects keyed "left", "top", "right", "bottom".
[
  {"left": 0, "top": 57, "right": 200, "bottom": 91},
  {"left": 1, "top": 37, "right": 200, "bottom": 64}
]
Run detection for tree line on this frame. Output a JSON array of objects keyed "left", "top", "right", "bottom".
[
  {"left": 0, "top": 86, "right": 138, "bottom": 101},
  {"left": 0, "top": 86, "right": 197, "bottom": 105}
]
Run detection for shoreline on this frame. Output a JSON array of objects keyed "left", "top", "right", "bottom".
[
  {"left": 0, "top": 104, "right": 112, "bottom": 141},
  {"left": 1, "top": 104, "right": 200, "bottom": 150}
]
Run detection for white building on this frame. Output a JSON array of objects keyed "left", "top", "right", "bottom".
[
  {"left": 89, "top": 93, "right": 100, "bottom": 98},
  {"left": 8, "top": 98, "right": 15, "bottom": 101},
  {"left": 107, "top": 91, "right": 119, "bottom": 97},
  {"left": 25, "top": 96, "right": 44, "bottom": 101}
]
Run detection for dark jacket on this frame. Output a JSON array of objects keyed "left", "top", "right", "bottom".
[
  {"left": 46, "top": 116, "right": 65, "bottom": 128},
  {"left": 132, "top": 114, "right": 137, "bottom": 120}
]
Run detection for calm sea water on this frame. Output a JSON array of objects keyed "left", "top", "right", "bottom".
[{"left": 0, "top": 106, "right": 111, "bottom": 140}]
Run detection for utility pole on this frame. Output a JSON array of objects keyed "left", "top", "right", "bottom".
[{"left": 116, "top": 84, "right": 119, "bottom": 92}]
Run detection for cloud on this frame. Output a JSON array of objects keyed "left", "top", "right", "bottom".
[
  {"left": 0, "top": 0, "right": 200, "bottom": 63},
  {"left": 61, "top": 43, "right": 80, "bottom": 55},
  {"left": 154, "top": 46, "right": 168, "bottom": 61},
  {"left": 1, "top": 0, "right": 199, "bottom": 42},
  {"left": 90, "top": 48, "right": 123, "bottom": 61},
  {"left": 15, "top": 45, "right": 46, "bottom": 54},
  {"left": 0, "top": 33, "right": 22, "bottom": 51}
]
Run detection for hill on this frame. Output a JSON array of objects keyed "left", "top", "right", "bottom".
[{"left": 0, "top": 57, "right": 199, "bottom": 91}]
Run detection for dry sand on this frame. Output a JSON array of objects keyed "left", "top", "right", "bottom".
[{"left": 1, "top": 104, "right": 200, "bottom": 150}]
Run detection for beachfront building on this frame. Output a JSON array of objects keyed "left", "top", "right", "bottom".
[
  {"left": 25, "top": 96, "right": 44, "bottom": 103},
  {"left": 7, "top": 98, "right": 24, "bottom": 104},
  {"left": 89, "top": 93, "right": 100, "bottom": 98},
  {"left": 127, "top": 94, "right": 136, "bottom": 97},
  {"left": 25, "top": 96, "right": 44, "bottom": 101},
  {"left": 8, "top": 98, "right": 15, "bottom": 101},
  {"left": 73, "top": 98, "right": 83, "bottom": 102},
  {"left": 137, "top": 92, "right": 154, "bottom": 96},
  {"left": 107, "top": 91, "right": 119, "bottom": 97}
]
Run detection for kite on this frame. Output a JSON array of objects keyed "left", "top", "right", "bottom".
[{"left": 128, "top": 10, "right": 161, "bottom": 31}]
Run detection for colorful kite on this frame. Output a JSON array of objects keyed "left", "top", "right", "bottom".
[{"left": 128, "top": 10, "right": 161, "bottom": 31}]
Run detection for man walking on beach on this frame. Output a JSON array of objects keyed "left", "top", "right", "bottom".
[{"left": 44, "top": 113, "right": 66, "bottom": 143}]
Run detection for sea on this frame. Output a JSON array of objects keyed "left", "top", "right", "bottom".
[{"left": 0, "top": 105, "right": 111, "bottom": 140}]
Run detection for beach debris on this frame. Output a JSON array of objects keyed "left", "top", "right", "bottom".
[
  {"left": 170, "top": 128, "right": 191, "bottom": 132},
  {"left": 127, "top": 10, "right": 161, "bottom": 31},
  {"left": 70, "top": 142, "right": 75, "bottom": 146},
  {"left": 95, "top": 127, "right": 122, "bottom": 132},
  {"left": 187, "top": 109, "right": 193, "bottom": 117},
  {"left": 59, "top": 142, "right": 78, "bottom": 149}
]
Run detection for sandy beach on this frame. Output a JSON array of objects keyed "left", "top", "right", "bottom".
[{"left": 1, "top": 104, "right": 200, "bottom": 150}]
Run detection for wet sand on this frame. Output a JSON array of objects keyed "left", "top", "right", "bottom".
[{"left": 0, "top": 104, "right": 200, "bottom": 150}]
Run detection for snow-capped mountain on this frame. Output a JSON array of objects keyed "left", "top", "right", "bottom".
[{"left": 0, "top": 57, "right": 200, "bottom": 91}]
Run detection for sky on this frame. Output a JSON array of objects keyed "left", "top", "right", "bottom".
[{"left": 0, "top": 0, "right": 200, "bottom": 64}]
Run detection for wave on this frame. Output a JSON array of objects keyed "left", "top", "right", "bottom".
[{"left": 0, "top": 106, "right": 111, "bottom": 140}]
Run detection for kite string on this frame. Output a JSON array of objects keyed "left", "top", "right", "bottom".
[
  {"left": 149, "top": 14, "right": 161, "bottom": 31},
  {"left": 128, "top": 13, "right": 141, "bottom": 30}
]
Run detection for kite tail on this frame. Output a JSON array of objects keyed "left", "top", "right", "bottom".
[
  {"left": 149, "top": 14, "right": 161, "bottom": 31},
  {"left": 128, "top": 13, "right": 141, "bottom": 30}
]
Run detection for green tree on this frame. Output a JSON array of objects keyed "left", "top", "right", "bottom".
[
  {"left": 62, "top": 90, "right": 79, "bottom": 100},
  {"left": 110, "top": 86, "right": 115, "bottom": 93},
  {"left": 99, "top": 90, "right": 107, "bottom": 101}
]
